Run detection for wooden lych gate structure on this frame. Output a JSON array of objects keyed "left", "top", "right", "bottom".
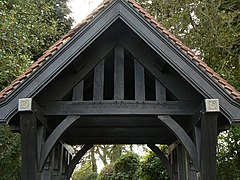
[{"left": 0, "top": 0, "right": 239, "bottom": 179}]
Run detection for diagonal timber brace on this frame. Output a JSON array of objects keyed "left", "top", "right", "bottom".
[
  {"left": 67, "top": 144, "right": 93, "bottom": 179},
  {"left": 158, "top": 115, "right": 199, "bottom": 171},
  {"left": 39, "top": 116, "right": 80, "bottom": 171},
  {"left": 148, "top": 144, "right": 173, "bottom": 179}
]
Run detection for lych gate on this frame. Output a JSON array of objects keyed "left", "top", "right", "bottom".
[{"left": 0, "top": 0, "right": 239, "bottom": 179}]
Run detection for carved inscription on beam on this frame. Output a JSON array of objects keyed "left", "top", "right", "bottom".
[{"left": 41, "top": 101, "right": 198, "bottom": 115}]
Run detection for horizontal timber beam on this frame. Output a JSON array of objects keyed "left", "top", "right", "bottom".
[
  {"left": 41, "top": 101, "right": 198, "bottom": 115},
  {"left": 72, "top": 116, "right": 166, "bottom": 127},
  {"left": 65, "top": 127, "right": 172, "bottom": 137},
  {"left": 61, "top": 136, "right": 175, "bottom": 145}
]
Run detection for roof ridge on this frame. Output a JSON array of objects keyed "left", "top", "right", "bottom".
[{"left": 0, "top": 0, "right": 239, "bottom": 102}]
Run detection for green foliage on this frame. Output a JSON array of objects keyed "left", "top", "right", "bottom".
[
  {"left": 0, "top": 0, "right": 72, "bottom": 178},
  {"left": 0, "top": 125, "right": 21, "bottom": 180},
  {"left": 137, "top": 0, "right": 240, "bottom": 178},
  {"left": 98, "top": 152, "right": 140, "bottom": 180},
  {"left": 97, "top": 164, "right": 115, "bottom": 180},
  {"left": 72, "top": 163, "right": 98, "bottom": 180},
  {"left": 139, "top": 146, "right": 169, "bottom": 180},
  {"left": 0, "top": 0, "right": 73, "bottom": 90},
  {"left": 114, "top": 152, "right": 139, "bottom": 180},
  {"left": 137, "top": 0, "right": 240, "bottom": 91},
  {"left": 217, "top": 124, "right": 240, "bottom": 179}
]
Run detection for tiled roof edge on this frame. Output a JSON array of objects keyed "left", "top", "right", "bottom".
[
  {"left": 127, "top": 0, "right": 240, "bottom": 102},
  {"left": 0, "top": 0, "right": 239, "bottom": 102},
  {"left": 0, "top": 0, "right": 112, "bottom": 101}
]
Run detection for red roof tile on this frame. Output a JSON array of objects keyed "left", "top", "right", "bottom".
[{"left": 0, "top": 0, "right": 239, "bottom": 102}]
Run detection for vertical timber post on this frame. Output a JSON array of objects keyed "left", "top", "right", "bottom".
[
  {"left": 177, "top": 144, "right": 187, "bottom": 180},
  {"left": 200, "top": 99, "right": 219, "bottom": 180},
  {"left": 19, "top": 98, "right": 40, "bottom": 180},
  {"left": 114, "top": 45, "right": 124, "bottom": 100}
]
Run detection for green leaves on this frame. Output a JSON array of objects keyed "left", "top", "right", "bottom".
[
  {"left": 137, "top": 0, "right": 240, "bottom": 91},
  {"left": 137, "top": 1, "right": 240, "bottom": 178},
  {"left": 139, "top": 146, "right": 169, "bottom": 180},
  {"left": 0, "top": 125, "right": 21, "bottom": 180},
  {"left": 0, "top": 0, "right": 73, "bottom": 90},
  {"left": 0, "top": 1, "right": 73, "bottom": 178},
  {"left": 72, "top": 163, "right": 98, "bottom": 180},
  {"left": 217, "top": 124, "right": 240, "bottom": 179},
  {"left": 98, "top": 152, "right": 140, "bottom": 180}
]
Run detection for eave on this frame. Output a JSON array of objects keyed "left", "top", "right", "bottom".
[{"left": 0, "top": 0, "right": 239, "bottom": 124}]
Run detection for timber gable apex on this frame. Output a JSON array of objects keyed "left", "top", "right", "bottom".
[{"left": 0, "top": 0, "right": 239, "bottom": 123}]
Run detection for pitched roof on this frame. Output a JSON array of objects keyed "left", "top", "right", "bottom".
[{"left": 0, "top": 0, "right": 239, "bottom": 102}]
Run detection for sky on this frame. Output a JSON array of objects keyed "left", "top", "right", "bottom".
[{"left": 67, "top": 0, "right": 103, "bottom": 26}]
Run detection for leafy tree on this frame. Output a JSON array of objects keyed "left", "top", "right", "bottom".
[
  {"left": 0, "top": 125, "right": 21, "bottom": 180},
  {"left": 113, "top": 152, "right": 140, "bottom": 180},
  {"left": 0, "top": 0, "right": 73, "bottom": 90},
  {"left": 137, "top": 0, "right": 240, "bottom": 178},
  {"left": 217, "top": 124, "right": 240, "bottom": 179},
  {"left": 98, "top": 152, "right": 140, "bottom": 180},
  {"left": 97, "top": 164, "right": 115, "bottom": 180},
  {"left": 137, "top": 0, "right": 239, "bottom": 91},
  {"left": 72, "top": 163, "right": 98, "bottom": 180},
  {"left": 139, "top": 146, "right": 169, "bottom": 180},
  {"left": 0, "top": 0, "right": 73, "bottom": 179}
]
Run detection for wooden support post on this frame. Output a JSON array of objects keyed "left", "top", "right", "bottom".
[
  {"left": 61, "top": 148, "right": 68, "bottom": 180},
  {"left": 37, "top": 125, "right": 46, "bottom": 166},
  {"left": 177, "top": 144, "right": 187, "bottom": 180},
  {"left": 59, "top": 145, "right": 66, "bottom": 180},
  {"left": 72, "top": 80, "right": 84, "bottom": 101},
  {"left": 200, "top": 113, "right": 218, "bottom": 180},
  {"left": 93, "top": 60, "right": 104, "bottom": 100},
  {"left": 134, "top": 59, "right": 145, "bottom": 101},
  {"left": 114, "top": 45, "right": 124, "bottom": 100},
  {"left": 53, "top": 144, "right": 61, "bottom": 180},
  {"left": 20, "top": 112, "right": 40, "bottom": 180},
  {"left": 155, "top": 80, "right": 166, "bottom": 101},
  {"left": 41, "top": 156, "right": 51, "bottom": 180},
  {"left": 192, "top": 99, "right": 219, "bottom": 179}
]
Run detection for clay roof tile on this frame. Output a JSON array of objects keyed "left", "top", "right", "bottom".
[{"left": 0, "top": 0, "right": 239, "bottom": 102}]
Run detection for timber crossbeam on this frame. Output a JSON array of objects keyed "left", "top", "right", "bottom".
[{"left": 41, "top": 100, "right": 198, "bottom": 115}]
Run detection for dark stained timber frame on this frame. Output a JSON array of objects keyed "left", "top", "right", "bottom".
[
  {"left": 67, "top": 144, "right": 93, "bottom": 179},
  {"left": 20, "top": 112, "right": 40, "bottom": 180},
  {"left": 41, "top": 101, "right": 198, "bottom": 115},
  {"left": 39, "top": 116, "right": 80, "bottom": 170},
  {"left": 158, "top": 115, "right": 199, "bottom": 171},
  {"left": 0, "top": 0, "right": 239, "bottom": 180}
]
